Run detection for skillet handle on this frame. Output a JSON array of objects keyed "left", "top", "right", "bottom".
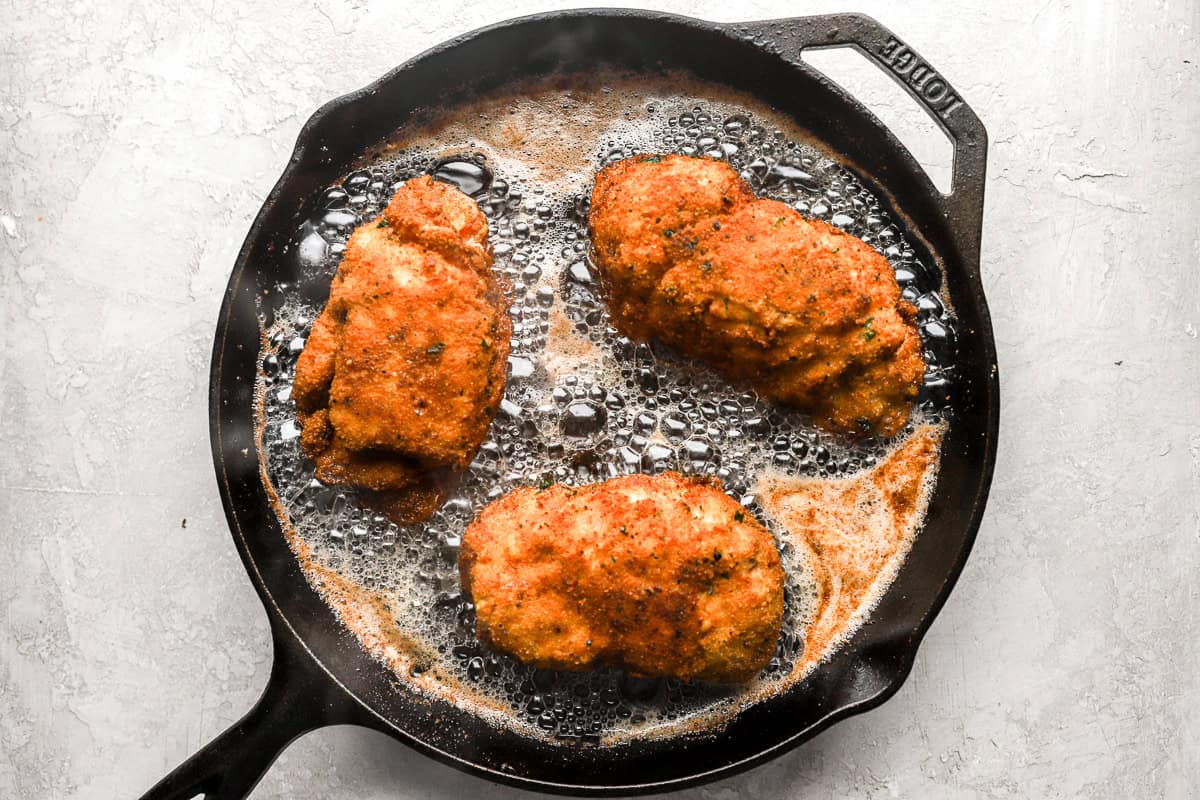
[
  {"left": 137, "top": 631, "right": 341, "bottom": 800},
  {"left": 735, "top": 13, "right": 988, "bottom": 260}
]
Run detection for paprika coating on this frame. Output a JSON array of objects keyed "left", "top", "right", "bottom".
[
  {"left": 460, "top": 473, "right": 785, "bottom": 683},
  {"left": 589, "top": 154, "right": 925, "bottom": 437},
  {"left": 293, "top": 176, "right": 509, "bottom": 523}
]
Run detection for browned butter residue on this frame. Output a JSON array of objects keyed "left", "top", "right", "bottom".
[
  {"left": 758, "top": 423, "right": 945, "bottom": 675},
  {"left": 542, "top": 303, "right": 607, "bottom": 382},
  {"left": 303, "top": 563, "right": 430, "bottom": 674}
]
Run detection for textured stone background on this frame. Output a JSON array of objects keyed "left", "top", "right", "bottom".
[{"left": 1, "top": 1, "right": 1197, "bottom": 798}]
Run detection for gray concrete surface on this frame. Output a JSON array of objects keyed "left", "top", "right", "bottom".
[{"left": 2, "top": 1, "right": 1197, "bottom": 797}]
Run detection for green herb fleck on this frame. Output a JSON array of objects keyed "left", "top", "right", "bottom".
[
  {"left": 774, "top": 216, "right": 786, "bottom": 228},
  {"left": 376, "top": 217, "right": 390, "bottom": 229},
  {"left": 426, "top": 342, "right": 445, "bottom": 356},
  {"left": 734, "top": 511, "right": 745, "bottom": 523},
  {"left": 663, "top": 228, "right": 675, "bottom": 239},
  {"left": 538, "top": 475, "right": 554, "bottom": 491},
  {"left": 699, "top": 261, "right": 713, "bottom": 273},
  {"left": 862, "top": 317, "right": 877, "bottom": 342},
  {"left": 480, "top": 338, "right": 491, "bottom": 350},
  {"left": 642, "top": 155, "right": 663, "bottom": 163}
]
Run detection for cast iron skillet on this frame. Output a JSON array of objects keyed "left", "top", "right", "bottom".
[{"left": 141, "top": 9, "right": 996, "bottom": 798}]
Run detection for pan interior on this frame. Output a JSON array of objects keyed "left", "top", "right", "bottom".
[{"left": 254, "top": 71, "right": 958, "bottom": 745}]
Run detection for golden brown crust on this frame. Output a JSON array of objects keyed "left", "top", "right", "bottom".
[
  {"left": 589, "top": 154, "right": 924, "bottom": 437},
  {"left": 460, "top": 472, "right": 785, "bottom": 683},
  {"left": 293, "top": 176, "right": 510, "bottom": 523},
  {"left": 590, "top": 154, "right": 754, "bottom": 339},
  {"left": 292, "top": 310, "right": 338, "bottom": 414},
  {"left": 381, "top": 176, "right": 492, "bottom": 275}
]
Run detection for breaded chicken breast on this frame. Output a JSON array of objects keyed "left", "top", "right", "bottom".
[
  {"left": 293, "top": 176, "right": 509, "bottom": 523},
  {"left": 589, "top": 154, "right": 924, "bottom": 436},
  {"left": 460, "top": 473, "right": 784, "bottom": 683}
]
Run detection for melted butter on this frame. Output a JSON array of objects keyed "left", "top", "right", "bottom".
[{"left": 758, "top": 423, "right": 945, "bottom": 675}]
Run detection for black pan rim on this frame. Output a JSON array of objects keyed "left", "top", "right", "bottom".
[{"left": 203, "top": 8, "right": 999, "bottom": 796}]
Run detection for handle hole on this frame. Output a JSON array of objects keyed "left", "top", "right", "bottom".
[{"left": 801, "top": 46, "right": 954, "bottom": 193}]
